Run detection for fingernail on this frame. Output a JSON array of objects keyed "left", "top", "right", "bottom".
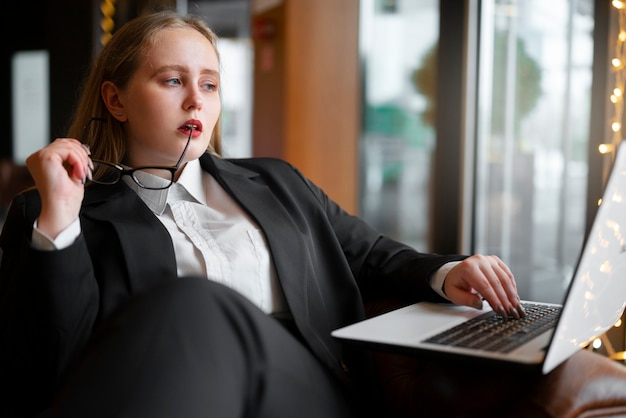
[
  {"left": 509, "top": 307, "right": 520, "bottom": 320},
  {"left": 473, "top": 299, "right": 483, "bottom": 310},
  {"left": 498, "top": 307, "right": 508, "bottom": 319},
  {"left": 517, "top": 304, "right": 526, "bottom": 317}
]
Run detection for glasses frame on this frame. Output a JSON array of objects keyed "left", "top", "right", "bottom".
[{"left": 81, "top": 117, "right": 194, "bottom": 190}]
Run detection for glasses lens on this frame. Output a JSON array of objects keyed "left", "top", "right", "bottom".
[
  {"left": 91, "top": 161, "right": 122, "bottom": 185},
  {"left": 132, "top": 168, "right": 175, "bottom": 190}
]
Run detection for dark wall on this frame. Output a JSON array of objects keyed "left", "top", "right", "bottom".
[
  {"left": 46, "top": 0, "right": 97, "bottom": 140},
  {"left": 2, "top": 0, "right": 94, "bottom": 160},
  {"left": 2, "top": 0, "right": 45, "bottom": 159}
]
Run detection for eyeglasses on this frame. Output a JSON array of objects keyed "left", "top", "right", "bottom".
[{"left": 82, "top": 117, "right": 194, "bottom": 190}]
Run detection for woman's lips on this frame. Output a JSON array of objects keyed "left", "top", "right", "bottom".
[{"left": 179, "top": 120, "right": 203, "bottom": 138}]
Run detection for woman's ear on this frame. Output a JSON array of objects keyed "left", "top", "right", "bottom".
[{"left": 101, "top": 81, "right": 127, "bottom": 122}]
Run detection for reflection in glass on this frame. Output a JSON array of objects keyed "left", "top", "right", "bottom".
[
  {"left": 359, "top": 0, "right": 439, "bottom": 250},
  {"left": 474, "top": 0, "right": 594, "bottom": 302}
]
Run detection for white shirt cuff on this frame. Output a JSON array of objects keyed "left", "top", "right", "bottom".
[
  {"left": 430, "top": 261, "right": 461, "bottom": 300},
  {"left": 32, "top": 218, "right": 81, "bottom": 250}
]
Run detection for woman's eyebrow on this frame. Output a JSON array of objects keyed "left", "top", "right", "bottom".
[{"left": 154, "top": 65, "right": 220, "bottom": 76}]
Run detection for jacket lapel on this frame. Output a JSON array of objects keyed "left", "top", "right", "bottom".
[{"left": 82, "top": 182, "right": 178, "bottom": 292}]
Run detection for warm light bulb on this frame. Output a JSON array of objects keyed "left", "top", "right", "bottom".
[
  {"left": 616, "top": 318, "right": 623, "bottom": 327},
  {"left": 592, "top": 338, "right": 603, "bottom": 349},
  {"left": 612, "top": 121, "right": 621, "bottom": 132},
  {"left": 614, "top": 87, "right": 622, "bottom": 97},
  {"left": 611, "top": 94, "right": 619, "bottom": 103},
  {"left": 620, "top": 30, "right": 626, "bottom": 42},
  {"left": 599, "top": 143, "right": 614, "bottom": 154},
  {"left": 613, "top": 58, "right": 622, "bottom": 68},
  {"left": 614, "top": 0, "right": 625, "bottom": 10}
]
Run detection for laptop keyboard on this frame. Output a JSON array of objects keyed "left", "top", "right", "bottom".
[{"left": 423, "top": 303, "right": 562, "bottom": 353}]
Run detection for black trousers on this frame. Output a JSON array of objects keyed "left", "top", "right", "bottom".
[{"left": 44, "top": 277, "right": 358, "bottom": 418}]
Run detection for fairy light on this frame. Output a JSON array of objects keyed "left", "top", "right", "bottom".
[
  {"left": 592, "top": 338, "right": 603, "bottom": 349},
  {"left": 602, "top": 2, "right": 626, "bottom": 153},
  {"left": 592, "top": 4, "right": 626, "bottom": 363},
  {"left": 600, "top": 143, "right": 614, "bottom": 154},
  {"left": 100, "top": 0, "right": 117, "bottom": 46},
  {"left": 589, "top": 316, "right": 626, "bottom": 360},
  {"left": 612, "top": 121, "right": 622, "bottom": 132}
]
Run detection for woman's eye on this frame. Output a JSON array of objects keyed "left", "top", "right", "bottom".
[
  {"left": 202, "top": 82, "right": 218, "bottom": 91},
  {"left": 166, "top": 78, "right": 182, "bottom": 86}
]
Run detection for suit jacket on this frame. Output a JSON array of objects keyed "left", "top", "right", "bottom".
[{"left": 0, "top": 153, "right": 464, "bottom": 415}]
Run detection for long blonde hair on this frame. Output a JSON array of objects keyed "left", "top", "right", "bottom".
[{"left": 68, "top": 10, "right": 222, "bottom": 165}]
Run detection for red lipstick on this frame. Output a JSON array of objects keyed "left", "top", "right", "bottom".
[{"left": 179, "top": 119, "right": 202, "bottom": 138}]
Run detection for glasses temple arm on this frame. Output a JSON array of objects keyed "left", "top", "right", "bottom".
[{"left": 175, "top": 125, "right": 194, "bottom": 169}]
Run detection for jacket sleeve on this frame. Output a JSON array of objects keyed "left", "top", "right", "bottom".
[
  {"left": 0, "top": 192, "right": 99, "bottom": 417},
  {"left": 270, "top": 160, "right": 467, "bottom": 303}
]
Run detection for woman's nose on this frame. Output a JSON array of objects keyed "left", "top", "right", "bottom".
[{"left": 184, "top": 87, "right": 203, "bottom": 110}]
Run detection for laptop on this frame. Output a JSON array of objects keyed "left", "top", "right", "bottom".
[{"left": 332, "top": 143, "right": 626, "bottom": 374}]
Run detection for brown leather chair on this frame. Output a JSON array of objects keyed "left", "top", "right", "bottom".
[{"left": 508, "top": 349, "right": 626, "bottom": 418}]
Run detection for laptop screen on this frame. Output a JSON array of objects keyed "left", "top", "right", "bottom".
[{"left": 543, "top": 142, "right": 626, "bottom": 373}]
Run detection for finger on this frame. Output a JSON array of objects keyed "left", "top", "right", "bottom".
[
  {"left": 68, "top": 139, "right": 94, "bottom": 182},
  {"left": 48, "top": 138, "right": 93, "bottom": 184},
  {"left": 444, "top": 279, "right": 485, "bottom": 310},
  {"left": 477, "top": 259, "right": 524, "bottom": 319},
  {"left": 450, "top": 255, "right": 513, "bottom": 319},
  {"left": 490, "top": 257, "right": 526, "bottom": 317}
]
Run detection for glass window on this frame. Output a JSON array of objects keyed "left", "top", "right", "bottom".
[
  {"left": 184, "top": 0, "right": 253, "bottom": 158},
  {"left": 473, "top": 0, "right": 595, "bottom": 302},
  {"left": 359, "top": 0, "right": 440, "bottom": 250}
]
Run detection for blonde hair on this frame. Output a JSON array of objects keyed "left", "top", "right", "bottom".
[{"left": 68, "top": 10, "right": 222, "bottom": 165}]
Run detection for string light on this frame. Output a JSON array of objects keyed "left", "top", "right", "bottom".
[
  {"left": 601, "top": 2, "right": 626, "bottom": 154},
  {"left": 590, "top": 317, "right": 626, "bottom": 362},
  {"left": 591, "top": 2, "right": 626, "bottom": 363},
  {"left": 100, "top": 0, "right": 117, "bottom": 46},
  {"left": 599, "top": 143, "right": 614, "bottom": 154}
]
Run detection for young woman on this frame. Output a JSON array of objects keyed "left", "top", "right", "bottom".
[{"left": 0, "top": 10, "right": 524, "bottom": 417}]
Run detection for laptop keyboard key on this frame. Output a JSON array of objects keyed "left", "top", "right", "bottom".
[{"left": 423, "top": 303, "right": 561, "bottom": 353}]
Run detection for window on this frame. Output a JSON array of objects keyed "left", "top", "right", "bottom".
[
  {"left": 359, "top": 0, "right": 596, "bottom": 304},
  {"left": 359, "top": 0, "right": 439, "bottom": 250},
  {"left": 473, "top": 0, "right": 594, "bottom": 302}
]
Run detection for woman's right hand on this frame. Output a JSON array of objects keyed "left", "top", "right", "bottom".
[{"left": 25, "top": 138, "right": 92, "bottom": 239}]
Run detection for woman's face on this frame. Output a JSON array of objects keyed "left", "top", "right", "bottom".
[{"left": 116, "top": 26, "right": 221, "bottom": 168}]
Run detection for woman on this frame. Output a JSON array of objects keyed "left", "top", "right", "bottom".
[{"left": 0, "top": 10, "right": 524, "bottom": 417}]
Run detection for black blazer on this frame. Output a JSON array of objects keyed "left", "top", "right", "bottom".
[{"left": 0, "top": 153, "right": 463, "bottom": 415}]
